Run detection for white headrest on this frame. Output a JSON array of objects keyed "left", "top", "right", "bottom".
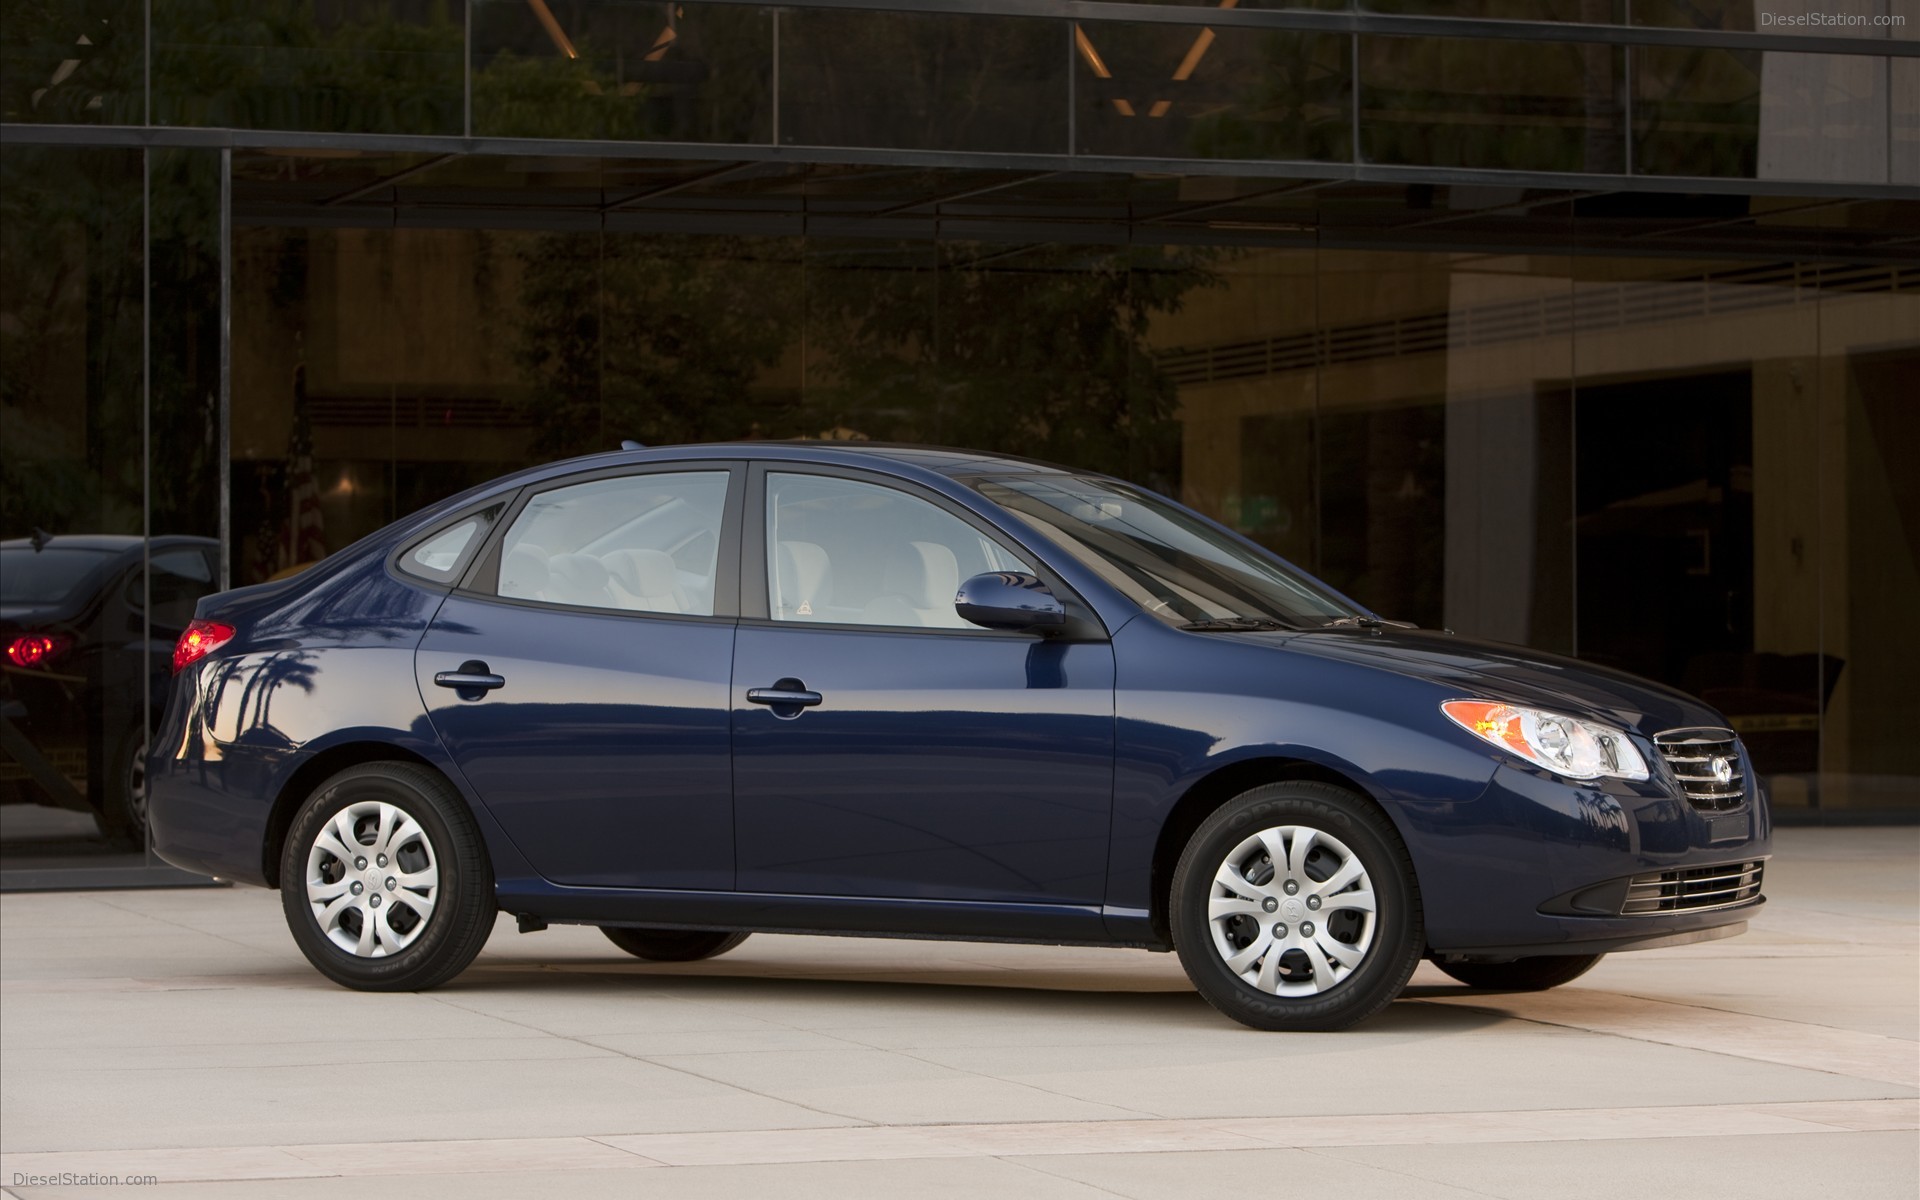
[
  {"left": 885, "top": 541, "right": 960, "bottom": 609},
  {"left": 775, "top": 540, "right": 830, "bottom": 615},
  {"left": 602, "top": 548, "right": 679, "bottom": 599},
  {"left": 500, "top": 544, "right": 551, "bottom": 599}
]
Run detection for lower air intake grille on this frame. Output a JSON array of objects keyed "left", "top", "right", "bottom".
[
  {"left": 1653, "top": 727, "right": 1747, "bottom": 810},
  {"left": 1622, "top": 860, "right": 1764, "bottom": 915}
]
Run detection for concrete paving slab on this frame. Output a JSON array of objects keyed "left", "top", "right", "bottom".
[{"left": 0, "top": 827, "right": 1914, "bottom": 1198}]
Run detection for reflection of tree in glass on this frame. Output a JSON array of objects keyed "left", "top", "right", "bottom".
[
  {"left": 510, "top": 234, "right": 803, "bottom": 458},
  {"left": 0, "top": 147, "right": 144, "bottom": 535},
  {"left": 0, "top": 144, "right": 221, "bottom": 541},
  {"left": 806, "top": 243, "right": 1222, "bottom": 484},
  {"left": 148, "top": 0, "right": 464, "bottom": 133},
  {"left": 510, "top": 235, "right": 1222, "bottom": 485},
  {"left": 473, "top": 2, "right": 772, "bottom": 143}
]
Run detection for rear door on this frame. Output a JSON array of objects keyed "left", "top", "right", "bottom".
[{"left": 417, "top": 464, "right": 743, "bottom": 890}]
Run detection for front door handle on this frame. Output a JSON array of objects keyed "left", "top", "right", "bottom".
[
  {"left": 434, "top": 660, "right": 506, "bottom": 697},
  {"left": 746, "top": 678, "right": 823, "bottom": 712}
]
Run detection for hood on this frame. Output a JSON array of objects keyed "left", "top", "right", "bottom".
[{"left": 1280, "top": 626, "right": 1724, "bottom": 735}]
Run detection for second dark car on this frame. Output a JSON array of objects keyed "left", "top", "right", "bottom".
[{"left": 148, "top": 444, "right": 1768, "bottom": 1030}]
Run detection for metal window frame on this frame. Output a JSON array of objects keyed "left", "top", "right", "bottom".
[{"left": 5, "top": 124, "right": 1916, "bottom": 200}]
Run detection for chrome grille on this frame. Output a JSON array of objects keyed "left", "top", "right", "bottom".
[
  {"left": 1623, "top": 860, "right": 1764, "bottom": 915},
  {"left": 1653, "top": 727, "right": 1747, "bottom": 810}
]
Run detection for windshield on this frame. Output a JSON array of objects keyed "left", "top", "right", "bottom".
[
  {"left": 0, "top": 546, "right": 116, "bottom": 605},
  {"left": 974, "top": 477, "right": 1362, "bottom": 629}
]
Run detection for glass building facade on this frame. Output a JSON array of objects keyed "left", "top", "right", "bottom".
[{"left": 3, "top": 1, "right": 1916, "bottom": 881}]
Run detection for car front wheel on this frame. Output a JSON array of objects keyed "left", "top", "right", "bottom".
[
  {"left": 1171, "top": 782, "right": 1423, "bottom": 1031},
  {"left": 600, "top": 927, "right": 751, "bottom": 962},
  {"left": 280, "top": 762, "right": 495, "bottom": 992}
]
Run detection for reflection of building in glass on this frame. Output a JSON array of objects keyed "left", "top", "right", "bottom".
[{"left": 2, "top": 0, "right": 1915, "bottom": 874}]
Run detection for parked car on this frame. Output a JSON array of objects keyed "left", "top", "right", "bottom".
[
  {"left": 2, "top": 534, "right": 221, "bottom": 846},
  {"left": 148, "top": 445, "right": 1768, "bottom": 1030}
]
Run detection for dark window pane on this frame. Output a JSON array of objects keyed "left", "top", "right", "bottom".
[
  {"left": 0, "top": 145, "right": 153, "bottom": 861},
  {"left": 153, "top": 0, "right": 464, "bottom": 134},
  {"left": 1360, "top": 36, "right": 1627, "bottom": 172},
  {"left": 472, "top": 1, "right": 772, "bottom": 143},
  {"left": 1074, "top": 22, "right": 1349, "bottom": 161},
  {"left": 1363, "top": 0, "right": 1624, "bottom": 18},
  {"left": 1632, "top": 45, "right": 1761, "bottom": 177},
  {"left": 1120, "top": 0, "right": 1348, "bottom": 8},
  {"left": 1633, "top": 0, "right": 1755, "bottom": 31},
  {"left": 778, "top": 10, "right": 1066, "bottom": 154},
  {"left": 1, "top": 0, "right": 145, "bottom": 124},
  {"left": 149, "top": 147, "right": 223, "bottom": 558}
]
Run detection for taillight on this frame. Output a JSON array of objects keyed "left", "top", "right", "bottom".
[
  {"left": 173, "top": 620, "right": 236, "bottom": 674},
  {"left": 6, "top": 633, "right": 73, "bottom": 668}
]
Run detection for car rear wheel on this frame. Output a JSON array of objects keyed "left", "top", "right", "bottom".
[
  {"left": 600, "top": 927, "right": 751, "bottom": 962},
  {"left": 1171, "top": 782, "right": 1423, "bottom": 1031},
  {"left": 280, "top": 762, "right": 494, "bottom": 992},
  {"left": 1433, "top": 954, "right": 1603, "bottom": 991},
  {"left": 91, "top": 725, "right": 148, "bottom": 850}
]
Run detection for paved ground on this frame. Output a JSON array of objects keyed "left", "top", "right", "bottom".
[{"left": 1, "top": 827, "right": 1914, "bottom": 1198}]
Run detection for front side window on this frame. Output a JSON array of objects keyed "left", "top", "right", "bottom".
[
  {"left": 497, "top": 472, "right": 728, "bottom": 616},
  {"left": 974, "top": 476, "right": 1361, "bottom": 629},
  {"left": 765, "top": 473, "right": 1032, "bottom": 630}
]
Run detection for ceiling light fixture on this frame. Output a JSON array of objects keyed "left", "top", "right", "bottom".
[{"left": 525, "top": 0, "right": 579, "bottom": 59}]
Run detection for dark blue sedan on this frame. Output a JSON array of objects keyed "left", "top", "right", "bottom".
[{"left": 149, "top": 444, "right": 1768, "bottom": 1030}]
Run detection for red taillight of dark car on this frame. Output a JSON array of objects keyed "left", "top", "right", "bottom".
[
  {"left": 172, "top": 620, "right": 236, "bottom": 674},
  {"left": 5, "top": 633, "right": 73, "bottom": 668}
]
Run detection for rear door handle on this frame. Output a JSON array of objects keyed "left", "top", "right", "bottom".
[{"left": 434, "top": 660, "right": 506, "bottom": 694}]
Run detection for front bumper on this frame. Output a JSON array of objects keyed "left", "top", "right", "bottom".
[{"left": 1417, "top": 761, "right": 1772, "bottom": 958}]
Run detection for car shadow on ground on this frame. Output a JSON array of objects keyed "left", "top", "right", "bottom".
[{"left": 433, "top": 956, "right": 1510, "bottom": 1036}]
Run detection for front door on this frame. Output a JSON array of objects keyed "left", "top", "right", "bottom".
[
  {"left": 418, "top": 466, "right": 742, "bottom": 890},
  {"left": 731, "top": 469, "right": 1115, "bottom": 905}
]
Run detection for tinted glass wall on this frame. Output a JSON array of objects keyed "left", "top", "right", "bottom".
[
  {"left": 215, "top": 155, "right": 1919, "bottom": 818},
  {"left": 0, "top": 142, "right": 221, "bottom": 877},
  {"left": 5, "top": 2, "right": 1913, "bottom": 186}
]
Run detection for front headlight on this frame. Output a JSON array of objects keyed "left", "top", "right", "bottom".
[{"left": 1442, "top": 699, "right": 1650, "bottom": 782}]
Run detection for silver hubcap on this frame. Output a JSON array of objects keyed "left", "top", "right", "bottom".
[
  {"left": 1207, "top": 825, "right": 1378, "bottom": 996},
  {"left": 305, "top": 801, "right": 439, "bottom": 957}
]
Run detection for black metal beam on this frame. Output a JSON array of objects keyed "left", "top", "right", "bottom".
[
  {"left": 704, "top": 0, "right": 1920, "bottom": 59},
  {"left": 9, "top": 124, "right": 1917, "bottom": 203},
  {"left": 1139, "top": 180, "right": 1340, "bottom": 224},
  {"left": 874, "top": 171, "right": 1063, "bottom": 217},
  {"left": 601, "top": 161, "right": 761, "bottom": 211},
  {"left": 321, "top": 153, "right": 459, "bottom": 206},
  {"left": 1622, "top": 196, "right": 1862, "bottom": 240}
]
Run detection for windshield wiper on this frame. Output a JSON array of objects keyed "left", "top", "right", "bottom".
[
  {"left": 1321, "top": 616, "right": 1417, "bottom": 630},
  {"left": 1181, "top": 617, "right": 1295, "bottom": 632}
]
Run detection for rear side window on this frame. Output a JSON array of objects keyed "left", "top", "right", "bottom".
[
  {"left": 495, "top": 472, "right": 729, "bottom": 617},
  {"left": 398, "top": 507, "right": 500, "bottom": 585}
]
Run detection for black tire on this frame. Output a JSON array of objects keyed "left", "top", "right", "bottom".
[
  {"left": 601, "top": 926, "right": 751, "bottom": 962},
  {"left": 91, "top": 724, "right": 147, "bottom": 850},
  {"left": 1171, "top": 782, "right": 1423, "bottom": 1032},
  {"left": 280, "top": 762, "right": 495, "bottom": 992},
  {"left": 1434, "top": 954, "right": 1603, "bottom": 992}
]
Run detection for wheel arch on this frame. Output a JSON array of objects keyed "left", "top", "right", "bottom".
[
  {"left": 1147, "top": 756, "right": 1402, "bottom": 947},
  {"left": 263, "top": 743, "right": 447, "bottom": 887}
]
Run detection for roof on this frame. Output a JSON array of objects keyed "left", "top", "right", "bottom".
[{"left": 598, "top": 441, "right": 1085, "bottom": 480}]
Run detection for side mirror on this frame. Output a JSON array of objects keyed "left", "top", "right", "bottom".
[{"left": 955, "top": 572, "right": 1065, "bottom": 631}]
